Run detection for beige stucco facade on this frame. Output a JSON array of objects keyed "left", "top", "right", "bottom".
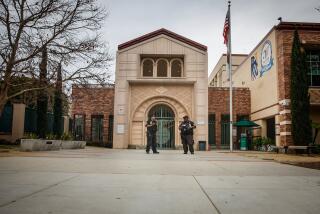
[
  {"left": 220, "top": 30, "right": 281, "bottom": 145},
  {"left": 209, "top": 22, "right": 320, "bottom": 146},
  {"left": 209, "top": 29, "right": 281, "bottom": 145},
  {"left": 209, "top": 54, "right": 248, "bottom": 87},
  {"left": 113, "top": 30, "right": 208, "bottom": 149},
  {"left": 232, "top": 30, "right": 278, "bottom": 115}
]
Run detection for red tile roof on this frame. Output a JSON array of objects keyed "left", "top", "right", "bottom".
[{"left": 118, "top": 28, "right": 207, "bottom": 51}]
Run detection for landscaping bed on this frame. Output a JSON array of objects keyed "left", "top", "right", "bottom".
[
  {"left": 235, "top": 151, "right": 320, "bottom": 170},
  {"left": 20, "top": 139, "right": 86, "bottom": 152}
]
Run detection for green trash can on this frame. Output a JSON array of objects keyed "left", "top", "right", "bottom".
[
  {"left": 199, "top": 141, "right": 206, "bottom": 151},
  {"left": 240, "top": 133, "right": 247, "bottom": 150}
]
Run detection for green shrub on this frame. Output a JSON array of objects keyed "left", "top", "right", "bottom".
[
  {"left": 253, "top": 137, "right": 263, "bottom": 148},
  {"left": 24, "top": 133, "right": 38, "bottom": 139},
  {"left": 45, "top": 133, "right": 57, "bottom": 140},
  {"left": 252, "top": 137, "right": 275, "bottom": 151},
  {"left": 60, "top": 132, "right": 73, "bottom": 141},
  {"left": 262, "top": 137, "right": 275, "bottom": 146}
]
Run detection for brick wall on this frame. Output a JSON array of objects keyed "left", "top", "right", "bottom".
[
  {"left": 71, "top": 85, "right": 114, "bottom": 145},
  {"left": 276, "top": 26, "right": 320, "bottom": 145},
  {"left": 70, "top": 85, "right": 250, "bottom": 149},
  {"left": 208, "top": 87, "right": 251, "bottom": 148}
]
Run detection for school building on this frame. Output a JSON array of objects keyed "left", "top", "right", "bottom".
[
  {"left": 209, "top": 21, "right": 320, "bottom": 147},
  {"left": 69, "top": 21, "right": 320, "bottom": 150}
]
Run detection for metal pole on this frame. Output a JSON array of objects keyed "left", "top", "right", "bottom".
[{"left": 228, "top": 1, "right": 233, "bottom": 152}]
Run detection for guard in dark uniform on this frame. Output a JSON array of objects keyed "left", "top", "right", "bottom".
[
  {"left": 145, "top": 116, "right": 159, "bottom": 154},
  {"left": 179, "top": 115, "right": 196, "bottom": 154}
]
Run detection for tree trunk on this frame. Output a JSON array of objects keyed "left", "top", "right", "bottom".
[
  {"left": 0, "top": 83, "right": 9, "bottom": 118},
  {"left": 53, "top": 63, "right": 63, "bottom": 137},
  {"left": 0, "top": 95, "right": 8, "bottom": 118},
  {"left": 36, "top": 47, "right": 48, "bottom": 138}
]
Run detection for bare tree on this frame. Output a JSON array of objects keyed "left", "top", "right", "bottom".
[{"left": 0, "top": 0, "right": 112, "bottom": 116}]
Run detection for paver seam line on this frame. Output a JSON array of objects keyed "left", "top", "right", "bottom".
[
  {"left": 193, "top": 175, "right": 221, "bottom": 214},
  {"left": 0, "top": 174, "right": 80, "bottom": 208}
]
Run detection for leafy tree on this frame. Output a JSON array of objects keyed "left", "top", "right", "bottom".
[
  {"left": 0, "top": 0, "right": 111, "bottom": 116},
  {"left": 290, "top": 30, "right": 312, "bottom": 146}
]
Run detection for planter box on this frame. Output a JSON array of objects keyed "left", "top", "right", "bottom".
[
  {"left": 61, "top": 141, "right": 86, "bottom": 149},
  {"left": 20, "top": 139, "right": 86, "bottom": 152},
  {"left": 20, "top": 139, "right": 61, "bottom": 152}
]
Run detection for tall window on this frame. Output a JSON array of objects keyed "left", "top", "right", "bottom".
[
  {"left": 74, "top": 114, "right": 85, "bottom": 140},
  {"left": 171, "top": 59, "right": 182, "bottom": 77},
  {"left": 91, "top": 115, "right": 103, "bottom": 143},
  {"left": 306, "top": 50, "right": 320, "bottom": 86},
  {"left": 142, "top": 59, "right": 153, "bottom": 77},
  {"left": 141, "top": 56, "right": 184, "bottom": 78},
  {"left": 157, "top": 59, "right": 168, "bottom": 77},
  {"left": 108, "top": 115, "right": 114, "bottom": 146}
]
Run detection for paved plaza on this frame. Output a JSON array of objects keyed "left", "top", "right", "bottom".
[{"left": 0, "top": 147, "right": 320, "bottom": 214}]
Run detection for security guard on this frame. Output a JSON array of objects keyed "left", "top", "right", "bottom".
[
  {"left": 145, "top": 116, "right": 159, "bottom": 154},
  {"left": 179, "top": 115, "right": 196, "bottom": 154}
]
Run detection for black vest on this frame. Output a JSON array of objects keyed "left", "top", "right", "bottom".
[
  {"left": 147, "top": 120, "right": 157, "bottom": 135},
  {"left": 180, "top": 121, "right": 194, "bottom": 135}
]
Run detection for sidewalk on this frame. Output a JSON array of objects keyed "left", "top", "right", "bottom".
[{"left": 0, "top": 147, "right": 320, "bottom": 214}]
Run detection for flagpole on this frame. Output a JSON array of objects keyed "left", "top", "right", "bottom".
[{"left": 228, "top": 1, "right": 233, "bottom": 152}]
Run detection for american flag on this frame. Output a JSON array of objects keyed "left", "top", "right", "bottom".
[{"left": 223, "top": 8, "right": 230, "bottom": 45}]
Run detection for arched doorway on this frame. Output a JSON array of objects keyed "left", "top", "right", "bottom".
[{"left": 148, "top": 104, "right": 175, "bottom": 149}]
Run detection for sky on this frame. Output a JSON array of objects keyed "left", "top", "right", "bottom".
[{"left": 98, "top": 0, "right": 320, "bottom": 80}]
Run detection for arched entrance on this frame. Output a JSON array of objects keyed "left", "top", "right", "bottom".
[{"left": 148, "top": 104, "right": 175, "bottom": 149}]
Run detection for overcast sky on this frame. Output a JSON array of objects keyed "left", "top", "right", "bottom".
[{"left": 99, "top": 0, "right": 320, "bottom": 80}]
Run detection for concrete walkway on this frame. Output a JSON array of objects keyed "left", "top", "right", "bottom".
[{"left": 0, "top": 147, "right": 320, "bottom": 214}]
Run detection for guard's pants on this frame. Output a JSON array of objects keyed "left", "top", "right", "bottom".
[
  {"left": 181, "top": 135, "right": 194, "bottom": 154},
  {"left": 146, "top": 133, "right": 157, "bottom": 153}
]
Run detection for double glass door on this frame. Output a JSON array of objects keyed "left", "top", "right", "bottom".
[{"left": 148, "top": 105, "right": 175, "bottom": 149}]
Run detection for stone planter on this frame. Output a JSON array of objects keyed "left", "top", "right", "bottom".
[
  {"left": 20, "top": 139, "right": 62, "bottom": 152},
  {"left": 61, "top": 141, "right": 86, "bottom": 149},
  {"left": 20, "top": 139, "right": 86, "bottom": 152}
]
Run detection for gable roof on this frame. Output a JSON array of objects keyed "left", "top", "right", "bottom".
[{"left": 118, "top": 28, "right": 207, "bottom": 51}]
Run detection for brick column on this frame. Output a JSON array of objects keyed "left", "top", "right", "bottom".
[
  {"left": 279, "top": 102, "right": 292, "bottom": 146},
  {"left": 11, "top": 103, "right": 26, "bottom": 142},
  {"left": 63, "top": 116, "right": 69, "bottom": 134},
  {"left": 276, "top": 30, "right": 293, "bottom": 146}
]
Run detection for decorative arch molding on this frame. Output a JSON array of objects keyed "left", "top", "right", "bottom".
[
  {"left": 130, "top": 95, "right": 190, "bottom": 147},
  {"left": 132, "top": 95, "right": 190, "bottom": 122},
  {"left": 155, "top": 58, "right": 170, "bottom": 65}
]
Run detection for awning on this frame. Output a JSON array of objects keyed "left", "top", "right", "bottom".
[{"left": 233, "top": 119, "right": 259, "bottom": 127}]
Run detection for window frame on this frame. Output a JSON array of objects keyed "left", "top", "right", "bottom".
[
  {"left": 140, "top": 56, "right": 184, "bottom": 79},
  {"left": 73, "top": 114, "right": 85, "bottom": 141},
  {"left": 170, "top": 58, "right": 184, "bottom": 78},
  {"left": 156, "top": 58, "right": 169, "bottom": 78},
  {"left": 91, "top": 114, "right": 104, "bottom": 143},
  {"left": 141, "top": 58, "right": 155, "bottom": 77},
  {"left": 306, "top": 49, "right": 320, "bottom": 87}
]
